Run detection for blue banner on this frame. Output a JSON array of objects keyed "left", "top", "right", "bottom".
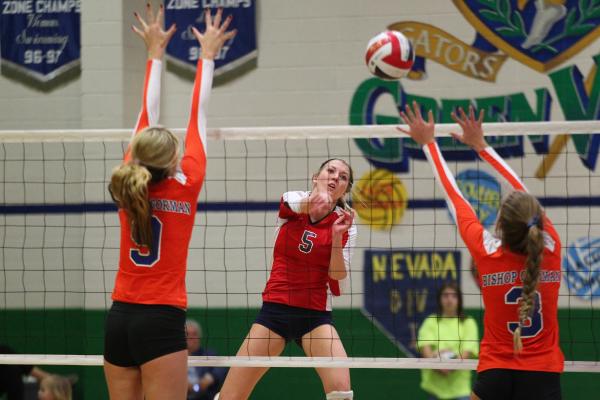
[
  {"left": 165, "top": 0, "right": 256, "bottom": 76},
  {"left": 363, "top": 248, "right": 461, "bottom": 356},
  {"left": 0, "top": 0, "right": 80, "bottom": 82}
]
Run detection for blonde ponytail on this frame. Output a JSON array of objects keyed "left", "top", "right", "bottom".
[
  {"left": 514, "top": 222, "right": 544, "bottom": 352},
  {"left": 497, "top": 191, "right": 544, "bottom": 353},
  {"left": 108, "top": 127, "right": 180, "bottom": 249},
  {"left": 109, "top": 163, "right": 153, "bottom": 248}
]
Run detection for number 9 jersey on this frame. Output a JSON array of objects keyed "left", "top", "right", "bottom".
[{"left": 111, "top": 58, "right": 213, "bottom": 309}]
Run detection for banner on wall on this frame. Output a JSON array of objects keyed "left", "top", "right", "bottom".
[
  {"left": 164, "top": 0, "right": 257, "bottom": 76},
  {"left": 363, "top": 248, "right": 461, "bottom": 356},
  {"left": 0, "top": 0, "right": 81, "bottom": 82}
]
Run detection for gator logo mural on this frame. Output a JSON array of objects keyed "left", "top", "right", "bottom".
[
  {"left": 350, "top": 1, "right": 600, "bottom": 175},
  {"left": 455, "top": 0, "right": 600, "bottom": 72}
]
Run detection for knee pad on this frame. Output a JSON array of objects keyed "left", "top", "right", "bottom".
[{"left": 326, "top": 390, "right": 353, "bottom": 399}]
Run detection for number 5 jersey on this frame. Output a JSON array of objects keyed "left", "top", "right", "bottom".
[{"left": 262, "top": 191, "right": 357, "bottom": 312}]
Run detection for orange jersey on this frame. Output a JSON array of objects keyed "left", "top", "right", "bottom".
[
  {"left": 112, "top": 58, "right": 213, "bottom": 309},
  {"left": 424, "top": 142, "right": 564, "bottom": 373}
]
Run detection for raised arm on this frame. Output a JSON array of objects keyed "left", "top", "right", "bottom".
[
  {"left": 398, "top": 102, "right": 493, "bottom": 261},
  {"left": 180, "top": 9, "right": 236, "bottom": 187},
  {"left": 451, "top": 106, "right": 560, "bottom": 243},
  {"left": 451, "top": 106, "right": 527, "bottom": 192},
  {"left": 124, "top": 3, "right": 176, "bottom": 163}
]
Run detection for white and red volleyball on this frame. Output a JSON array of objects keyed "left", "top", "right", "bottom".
[{"left": 365, "top": 30, "right": 415, "bottom": 80}]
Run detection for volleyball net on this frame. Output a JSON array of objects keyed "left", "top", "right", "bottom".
[{"left": 1, "top": 120, "right": 599, "bottom": 372}]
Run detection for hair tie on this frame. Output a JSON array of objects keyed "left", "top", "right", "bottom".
[{"left": 527, "top": 215, "right": 540, "bottom": 228}]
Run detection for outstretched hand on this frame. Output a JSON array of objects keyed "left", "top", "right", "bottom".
[
  {"left": 132, "top": 3, "right": 176, "bottom": 60},
  {"left": 450, "top": 105, "right": 488, "bottom": 152},
  {"left": 396, "top": 101, "right": 435, "bottom": 146},
  {"left": 192, "top": 8, "right": 237, "bottom": 60}
]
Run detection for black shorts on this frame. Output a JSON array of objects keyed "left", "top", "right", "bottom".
[
  {"left": 104, "top": 301, "right": 187, "bottom": 367},
  {"left": 473, "top": 369, "right": 561, "bottom": 400},
  {"left": 254, "top": 302, "right": 333, "bottom": 346}
]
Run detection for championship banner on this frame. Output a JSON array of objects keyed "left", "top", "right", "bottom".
[
  {"left": 0, "top": 0, "right": 81, "bottom": 82},
  {"left": 363, "top": 249, "right": 461, "bottom": 356},
  {"left": 164, "top": 0, "right": 257, "bottom": 76}
]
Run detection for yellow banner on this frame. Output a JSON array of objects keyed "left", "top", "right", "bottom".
[{"left": 388, "top": 21, "right": 508, "bottom": 82}]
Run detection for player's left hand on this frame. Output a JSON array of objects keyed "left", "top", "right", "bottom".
[
  {"left": 396, "top": 100, "right": 435, "bottom": 146},
  {"left": 450, "top": 105, "right": 488, "bottom": 152},
  {"left": 332, "top": 209, "right": 354, "bottom": 236},
  {"left": 192, "top": 8, "right": 237, "bottom": 60}
]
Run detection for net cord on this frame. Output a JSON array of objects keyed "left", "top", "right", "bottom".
[
  {"left": 0, "top": 355, "right": 598, "bottom": 372},
  {"left": 0, "top": 120, "right": 599, "bottom": 142}
]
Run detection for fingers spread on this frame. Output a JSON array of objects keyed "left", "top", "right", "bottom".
[
  {"left": 469, "top": 104, "right": 475, "bottom": 121},
  {"left": 157, "top": 3, "right": 164, "bottom": 26},
  {"left": 223, "top": 29, "right": 237, "bottom": 41},
  {"left": 220, "top": 15, "right": 233, "bottom": 33},
  {"left": 478, "top": 109, "right": 485, "bottom": 124},
  {"left": 205, "top": 8, "right": 213, "bottom": 27},
  {"left": 458, "top": 107, "right": 468, "bottom": 122},
  {"left": 191, "top": 26, "right": 203, "bottom": 41},
  {"left": 427, "top": 109, "right": 434, "bottom": 124},
  {"left": 405, "top": 103, "right": 416, "bottom": 121},
  {"left": 412, "top": 100, "right": 423, "bottom": 120},
  {"left": 399, "top": 110, "right": 412, "bottom": 125},
  {"left": 165, "top": 24, "right": 177, "bottom": 43},
  {"left": 213, "top": 7, "right": 223, "bottom": 28},
  {"left": 146, "top": 2, "right": 155, "bottom": 24},
  {"left": 396, "top": 126, "right": 410, "bottom": 135},
  {"left": 134, "top": 12, "right": 148, "bottom": 30},
  {"left": 132, "top": 24, "right": 144, "bottom": 39},
  {"left": 450, "top": 132, "right": 463, "bottom": 141}
]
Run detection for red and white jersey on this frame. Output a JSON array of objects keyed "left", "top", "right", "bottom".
[
  {"left": 112, "top": 58, "right": 214, "bottom": 309},
  {"left": 424, "top": 142, "right": 564, "bottom": 373},
  {"left": 262, "top": 191, "right": 357, "bottom": 311}
]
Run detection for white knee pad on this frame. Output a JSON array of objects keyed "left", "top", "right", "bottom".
[
  {"left": 213, "top": 393, "right": 220, "bottom": 400},
  {"left": 326, "top": 390, "right": 353, "bottom": 399}
]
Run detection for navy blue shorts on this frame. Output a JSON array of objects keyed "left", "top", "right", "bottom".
[
  {"left": 473, "top": 369, "right": 561, "bottom": 400},
  {"left": 104, "top": 301, "right": 187, "bottom": 367},
  {"left": 254, "top": 302, "right": 333, "bottom": 346}
]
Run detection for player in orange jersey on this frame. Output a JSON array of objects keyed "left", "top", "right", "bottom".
[
  {"left": 398, "top": 102, "right": 563, "bottom": 400},
  {"left": 217, "top": 159, "right": 357, "bottom": 400},
  {"left": 103, "top": 5, "right": 235, "bottom": 399}
]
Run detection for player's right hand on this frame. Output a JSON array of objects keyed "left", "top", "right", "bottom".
[
  {"left": 308, "top": 190, "right": 333, "bottom": 220},
  {"left": 396, "top": 100, "right": 435, "bottom": 146},
  {"left": 132, "top": 3, "right": 176, "bottom": 60}
]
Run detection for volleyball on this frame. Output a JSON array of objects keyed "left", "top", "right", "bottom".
[{"left": 365, "top": 30, "right": 415, "bottom": 80}]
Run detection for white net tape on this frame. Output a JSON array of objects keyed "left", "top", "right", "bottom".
[{"left": 0, "top": 120, "right": 599, "bottom": 142}]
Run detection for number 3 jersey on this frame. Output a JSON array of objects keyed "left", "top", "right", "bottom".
[
  {"left": 262, "top": 191, "right": 357, "bottom": 311},
  {"left": 424, "top": 142, "right": 564, "bottom": 373},
  {"left": 112, "top": 58, "right": 213, "bottom": 309}
]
